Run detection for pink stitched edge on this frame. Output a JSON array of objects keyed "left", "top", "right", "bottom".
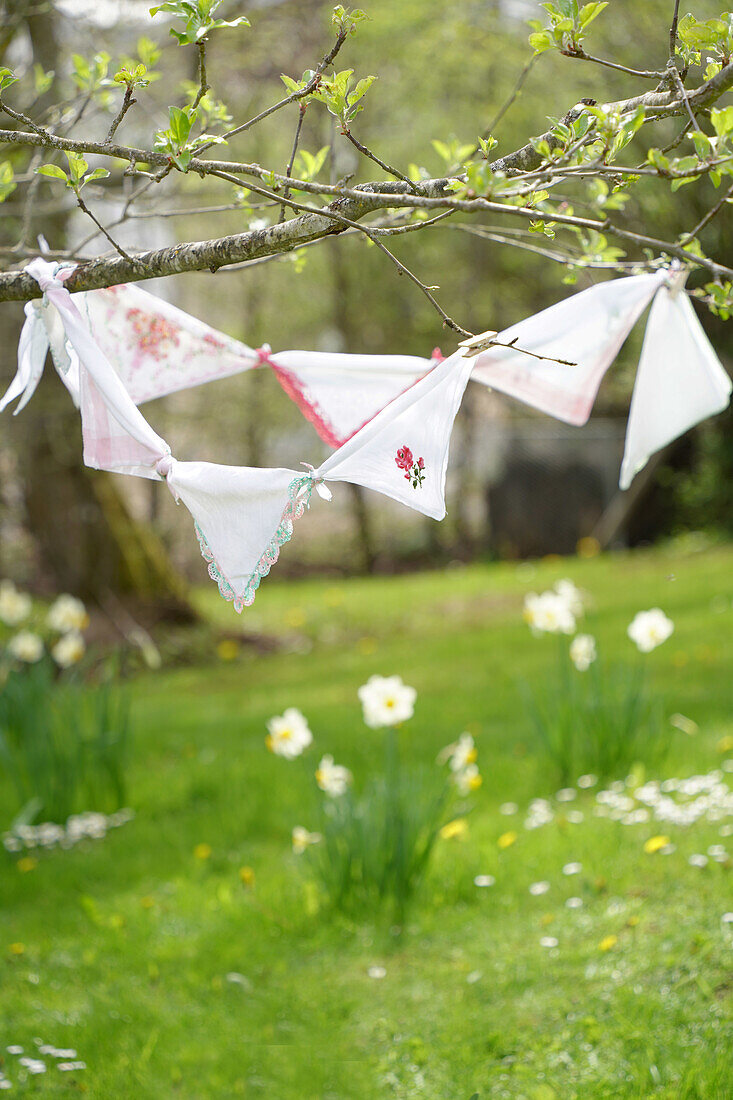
[
  {"left": 271, "top": 358, "right": 438, "bottom": 449},
  {"left": 271, "top": 365, "right": 345, "bottom": 448}
]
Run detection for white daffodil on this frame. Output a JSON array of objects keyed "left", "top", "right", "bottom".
[
  {"left": 454, "top": 763, "right": 483, "bottom": 796},
  {"left": 51, "top": 631, "right": 85, "bottom": 669},
  {"left": 315, "top": 754, "right": 352, "bottom": 797},
  {"left": 569, "top": 633, "right": 596, "bottom": 671},
  {"left": 291, "top": 826, "right": 322, "bottom": 854},
  {"left": 357, "top": 674, "right": 416, "bottom": 728},
  {"left": 627, "top": 608, "right": 674, "bottom": 653},
  {"left": 265, "top": 707, "right": 313, "bottom": 758},
  {"left": 0, "top": 581, "right": 31, "bottom": 626},
  {"left": 47, "top": 594, "right": 89, "bottom": 634},
  {"left": 554, "top": 578, "right": 585, "bottom": 618},
  {"left": 523, "top": 591, "right": 576, "bottom": 635},
  {"left": 7, "top": 631, "right": 43, "bottom": 663},
  {"left": 439, "top": 732, "right": 477, "bottom": 772}
]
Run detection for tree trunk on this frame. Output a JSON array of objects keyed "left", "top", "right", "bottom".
[{"left": 0, "top": 4, "right": 195, "bottom": 619}]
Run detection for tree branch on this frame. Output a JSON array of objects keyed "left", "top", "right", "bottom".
[{"left": 2, "top": 61, "right": 733, "bottom": 303}]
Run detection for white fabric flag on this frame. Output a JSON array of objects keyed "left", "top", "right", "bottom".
[
  {"left": 166, "top": 461, "right": 314, "bottom": 612},
  {"left": 24, "top": 259, "right": 170, "bottom": 480},
  {"left": 471, "top": 271, "right": 667, "bottom": 425},
  {"left": 81, "top": 283, "right": 441, "bottom": 446},
  {"left": 619, "top": 286, "right": 732, "bottom": 489},
  {"left": 78, "top": 282, "right": 260, "bottom": 405},
  {"left": 267, "top": 349, "right": 435, "bottom": 447},
  {"left": 317, "top": 349, "right": 475, "bottom": 520}
]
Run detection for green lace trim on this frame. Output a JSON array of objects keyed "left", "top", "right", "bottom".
[{"left": 195, "top": 474, "right": 314, "bottom": 612}]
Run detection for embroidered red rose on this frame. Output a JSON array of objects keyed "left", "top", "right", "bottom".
[
  {"left": 395, "top": 446, "right": 414, "bottom": 472},
  {"left": 394, "top": 446, "right": 426, "bottom": 489}
]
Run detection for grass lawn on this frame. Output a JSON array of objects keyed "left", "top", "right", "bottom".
[{"left": 2, "top": 544, "right": 732, "bottom": 1098}]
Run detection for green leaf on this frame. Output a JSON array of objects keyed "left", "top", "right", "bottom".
[
  {"left": 85, "top": 168, "right": 111, "bottom": 183},
  {"left": 33, "top": 64, "right": 54, "bottom": 95},
  {"left": 64, "top": 151, "right": 89, "bottom": 184},
  {"left": 578, "top": 2, "right": 608, "bottom": 30},
  {"left": 711, "top": 106, "right": 733, "bottom": 139},
  {"left": 0, "top": 67, "right": 17, "bottom": 93},
  {"left": 36, "top": 164, "right": 68, "bottom": 182},
  {"left": 0, "top": 161, "right": 16, "bottom": 202},
  {"left": 528, "top": 30, "right": 554, "bottom": 53},
  {"left": 169, "top": 105, "right": 193, "bottom": 144},
  {"left": 280, "top": 74, "right": 303, "bottom": 94}
]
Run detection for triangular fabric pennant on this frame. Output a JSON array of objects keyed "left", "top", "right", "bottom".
[
  {"left": 471, "top": 271, "right": 667, "bottom": 425},
  {"left": 619, "top": 287, "right": 732, "bottom": 489},
  {"left": 317, "top": 349, "right": 475, "bottom": 520},
  {"left": 0, "top": 303, "right": 49, "bottom": 415},
  {"left": 269, "top": 349, "right": 435, "bottom": 447},
  {"left": 77, "top": 282, "right": 259, "bottom": 405},
  {"left": 21, "top": 261, "right": 170, "bottom": 479},
  {"left": 166, "top": 461, "right": 312, "bottom": 611}
]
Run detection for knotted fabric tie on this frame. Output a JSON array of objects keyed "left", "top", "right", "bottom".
[
  {"left": 300, "top": 461, "right": 332, "bottom": 501},
  {"left": 253, "top": 344, "right": 276, "bottom": 369},
  {"left": 155, "top": 452, "right": 179, "bottom": 500}
]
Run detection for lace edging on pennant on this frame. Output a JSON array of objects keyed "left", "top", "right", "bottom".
[{"left": 193, "top": 475, "right": 314, "bottom": 612}]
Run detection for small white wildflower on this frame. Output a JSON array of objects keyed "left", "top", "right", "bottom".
[
  {"left": 523, "top": 590, "right": 576, "bottom": 635},
  {"left": 578, "top": 774, "right": 598, "bottom": 788},
  {"left": 554, "top": 579, "right": 585, "bottom": 617},
  {"left": 569, "top": 633, "right": 596, "bottom": 672},
  {"left": 47, "top": 594, "right": 88, "bottom": 633},
  {"left": 358, "top": 675, "right": 416, "bottom": 728},
  {"left": 627, "top": 608, "right": 674, "bottom": 653},
  {"left": 0, "top": 580, "right": 31, "bottom": 626},
  {"left": 6, "top": 1046, "right": 23, "bottom": 1055},
  {"left": 562, "top": 862, "right": 582, "bottom": 876},
  {"left": 466, "top": 970, "right": 482, "bottom": 984},
  {"left": 688, "top": 854, "right": 708, "bottom": 868},
  {"left": 315, "top": 754, "right": 352, "bottom": 797},
  {"left": 57, "top": 1062, "right": 86, "bottom": 1072},
  {"left": 440, "top": 732, "right": 477, "bottom": 772},
  {"left": 291, "top": 826, "right": 322, "bottom": 854},
  {"left": 474, "top": 874, "right": 495, "bottom": 888},
  {"left": 540, "top": 936, "right": 558, "bottom": 948},
  {"left": 367, "top": 965, "right": 386, "bottom": 979},
  {"left": 529, "top": 881, "right": 550, "bottom": 896},
  {"left": 566, "top": 897, "right": 583, "bottom": 909},
  {"left": 556, "top": 788, "right": 577, "bottom": 802},
  {"left": 722, "top": 912, "right": 733, "bottom": 925},
  {"left": 51, "top": 631, "right": 85, "bottom": 668},
  {"left": 7, "top": 631, "right": 43, "bottom": 663},
  {"left": 566, "top": 811, "right": 585, "bottom": 824},
  {"left": 454, "top": 763, "right": 482, "bottom": 796},
  {"left": 707, "top": 844, "right": 728, "bottom": 862},
  {"left": 265, "top": 708, "right": 312, "bottom": 759},
  {"left": 499, "top": 802, "right": 518, "bottom": 816}
]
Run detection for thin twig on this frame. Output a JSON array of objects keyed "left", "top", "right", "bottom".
[
  {"left": 196, "top": 26, "right": 348, "bottom": 155},
  {"left": 670, "top": 0, "right": 682, "bottom": 60},
  {"left": 480, "top": 53, "right": 538, "bottom": 143},
  {"left": 278, "top": 102, "right": 307, "bottom": 224},
  {"left": 105, "top": 84, "right": 136, "bottom": 144},
  {"left": 344, "top": 129, "right": 418, "bottom": 191},
  {"left": 76, "top": 193, "right": 132, "bottom": 260},
  {"left": 561, "top": 48, "right": 665, "bottom": 80},
  {"left": 0, "top": 98, "right": 47, "bottom": 135},
  {"left": 668, "top": 61, "right": 703, "bottom": 134},
  {"left": 680, "top": 181, "right": 733, "bottom": 244},
  {"left": 191, "top": 40, "right": 210, "bottom": 110}
]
